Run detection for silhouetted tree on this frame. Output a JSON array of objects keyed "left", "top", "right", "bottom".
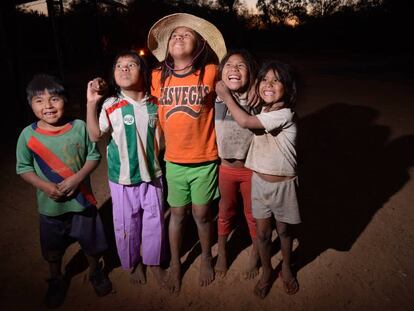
[
  {"left": 256, "top": 0, "right": 273, "bottom": 26},
  {"left": 256, "top": 0, "right": 307, "bottom": 27},
  {"left": 217, "top": 0, "right": 237, "bottom": 12},
  {"left": 308, "top": 0, "right": 343, "bottom": 16}
]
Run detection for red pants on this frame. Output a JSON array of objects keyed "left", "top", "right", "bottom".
[{"left": 218, "top": 165, "right": 257, "bottom": 239}]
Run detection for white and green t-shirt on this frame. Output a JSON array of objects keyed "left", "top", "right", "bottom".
[{"left": 99, "top": 93, "right": 163, "bottom": 185}]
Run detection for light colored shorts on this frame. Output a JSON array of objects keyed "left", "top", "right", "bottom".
[
  {"left": 251, "top": 172, "right": 301, "bottom": 224},
  {"left": 166, "top": 161, "right": 220, "bottom": 207}
]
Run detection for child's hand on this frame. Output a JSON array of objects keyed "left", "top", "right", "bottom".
[
  {"left": 57, "top": 175, "right": 81, "bottom": 197},
  {"left": 44, "top": 183, "right": 65, "bottom": 201},
  {"left": 246, "top": 82, "right": 260, "bottom": 108},
  {"left": 215, "top": 81, "right": 232, "bottom": 102},
  {"left": 87, "top": 77, "right": 108, "bottom": 104}
]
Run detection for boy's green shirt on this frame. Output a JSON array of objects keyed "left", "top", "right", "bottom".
[{"left": 16, "top": 119, "right": 100, "bottom": 216}]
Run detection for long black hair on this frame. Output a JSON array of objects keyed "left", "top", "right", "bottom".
[
  {"left": 218, "top": 49, "right": 258, "bottom": 94},
  {"left": 256, "top": 60, "right": 297, "bottom": 108}
]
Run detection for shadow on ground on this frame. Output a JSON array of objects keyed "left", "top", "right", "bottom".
[
  {"left": 58, "top": 102, "right": 414, "bottom": 289},
  {"left": 293, "top": 102, "right": 414, "bottom": 271}
]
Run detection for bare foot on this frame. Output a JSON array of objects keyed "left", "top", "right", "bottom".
[
  {"left": 254, "top": 279, "right": 271, "bottom": 299},
  {"left": 214, "top": 253, "right": 228, "bottom": 278},
  {"left": 280, "top": 263, "right": 299, "bottom": 295},
  {"left": 243, "top": 251, "right": 259, "bottom": 280},
  {"left": 254, "top": 269, "right": 272, "bottom": 299},
  {"left": 281, "top": 262, "right": 294, "bottom": 283},
  {"left": 130, "top": 262, "right": 146, "bottom": 285},
  {"left": 199, "top": 255, "right": 215, "bottom": 287},
  {"left": 164, "top": 263, "right": 181, "bottom": 294},
  {"left": 150, "top": 266, "right": 167, "bottom": 288}
]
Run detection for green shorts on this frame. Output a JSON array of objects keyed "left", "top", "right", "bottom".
[{"left": 166, "top": 161, "right": 219, "bottom": 207}]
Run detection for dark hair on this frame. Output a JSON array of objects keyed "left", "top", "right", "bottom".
[
  {"left": 218, "top": 49, "right": 258, "bottom": 93},
  {"left": 111, "top": 50, "right": 150, "bottom": 95},
  {"left": 26, "top": 74, "right": 68, "bottom": 105},
  {"left": 158, "top": 28, "right": 219, "bottom": 88},
  {"left": 256, "top": 61, "right": 297, "bottom": 108}
]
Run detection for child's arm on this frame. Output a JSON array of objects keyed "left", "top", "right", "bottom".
[
  {"left": 86, "top": 78, "right": 107, "bottom": 142},
  {"left": 20, "top": 172, "right": 65, "bottom": 201},
  {"left": 246, "top": 79, "right": 260, "bottom": 108},
  {"left": 57, "top": 159, "right": 99, "bottom": 197},
  {"left": 216, "top": 81, "right": 264, "bottom": 129}
]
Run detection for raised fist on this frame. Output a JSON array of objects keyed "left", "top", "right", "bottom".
[{"left": 92, "top": 77, "right": 108, "bottom": 95}]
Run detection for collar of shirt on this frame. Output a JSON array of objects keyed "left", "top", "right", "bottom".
[{"left": 120, "top": 91, "right": 149, "bottom": 106}]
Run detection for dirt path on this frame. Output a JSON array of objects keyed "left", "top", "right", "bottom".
[{"left": 1, "top": 53, "right": 413, "bottom": 311}]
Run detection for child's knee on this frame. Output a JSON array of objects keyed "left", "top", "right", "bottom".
[
  {"left": 170, "top": 208, "right": 187, "bottom": 225},
  {"left": 192, "top": 208, "right": 211, "bottom": 225},
  {"left": 277, "top": 228, "right": 290, "bottom": 239},
  {"left": 256, "top": 229, "right": 272, "bottom": 243},
  {"left": 276, "top": 222, "right": 291, "bottom": 239}
]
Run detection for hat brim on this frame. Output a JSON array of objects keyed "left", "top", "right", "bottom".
[{"left": 147, "top": 13, "right": 227, "bottom": 62}]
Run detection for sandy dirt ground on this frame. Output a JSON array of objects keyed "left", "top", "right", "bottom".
[{"left": 1, "top": 52, "right": 413, "bottom": 311}]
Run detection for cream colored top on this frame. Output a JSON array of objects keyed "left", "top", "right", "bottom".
[{"left": 245, "top": 107, "right": 297, "bottom": 176}]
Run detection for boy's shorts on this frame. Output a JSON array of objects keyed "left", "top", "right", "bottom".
[
  {"left": 251, "top": 173, "right": 301, "bottom": 224},
  {"left": 39, "top": 207, "right": 108, "bottom": 262},
  {"left": 166, "top": 161, "right": 219, "bottom": 207}
]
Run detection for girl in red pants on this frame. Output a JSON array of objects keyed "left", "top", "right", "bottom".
[{"left": 214, "top": 49, "right": 260, "bottom": 279}]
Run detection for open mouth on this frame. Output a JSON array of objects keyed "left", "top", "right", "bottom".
[
  {"left": 227, "top": 74, "right": 241, "bottom": 82},
  {"left": 262, "top": 90, "right": 275, "bottom": 96},
  {"left": 44, "top": 111, "right": 57, "bottom": 117}
]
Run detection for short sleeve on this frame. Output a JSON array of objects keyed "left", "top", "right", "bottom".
[
  {"left": 85, "top": 128, "right": 101, "bottom": 161},
  {"left": 98, "top": 104, "right": 110, "bottom": 133},
  {"left": 76, "top": 119, "right": 101, "bottom": 161},
  {"left": 16, "top": 130, "right": 34, "bottom": 175},
  {"left": 215, "top": 97, "right": 228, "bottom": 121},
  {"left": 99, "top": 97, "right": 119, "bottom": 133},
  {"left": 256, "top": 109, "right": 293, "bottom": 132}
]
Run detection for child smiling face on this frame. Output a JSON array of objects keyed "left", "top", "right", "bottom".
[
  {"left": 31, "top": 89, "right": 65, "bottom": 129},
  {"left": 221, "top": 54, "right": 249, "bottom": 93},
  {"left": 259, "top": 69, "right": 285, "bottom": 106}
]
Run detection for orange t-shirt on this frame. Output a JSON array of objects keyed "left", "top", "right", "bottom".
[{"left": 151, "top": 64, "right": 218, "bottom": 163}]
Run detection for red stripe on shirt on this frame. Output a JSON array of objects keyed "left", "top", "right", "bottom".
[
  {"left": 27, "top": 136, "right": 97, "bottom": 205},
  {"left": 106, "top": 100, "right": 129, "bottom": 116}
]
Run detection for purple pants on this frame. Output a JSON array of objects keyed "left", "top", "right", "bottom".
[{"left": 109, "top": 177, "right": 166, "bottom": 269}]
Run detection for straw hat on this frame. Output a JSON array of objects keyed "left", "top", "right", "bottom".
[{"left": 147, "top": 13, "right": 227, "bottom": 62}]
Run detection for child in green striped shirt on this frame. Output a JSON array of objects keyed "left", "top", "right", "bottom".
[{"left": 86, "top": 50, "right": 167, "bottom": 286}]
